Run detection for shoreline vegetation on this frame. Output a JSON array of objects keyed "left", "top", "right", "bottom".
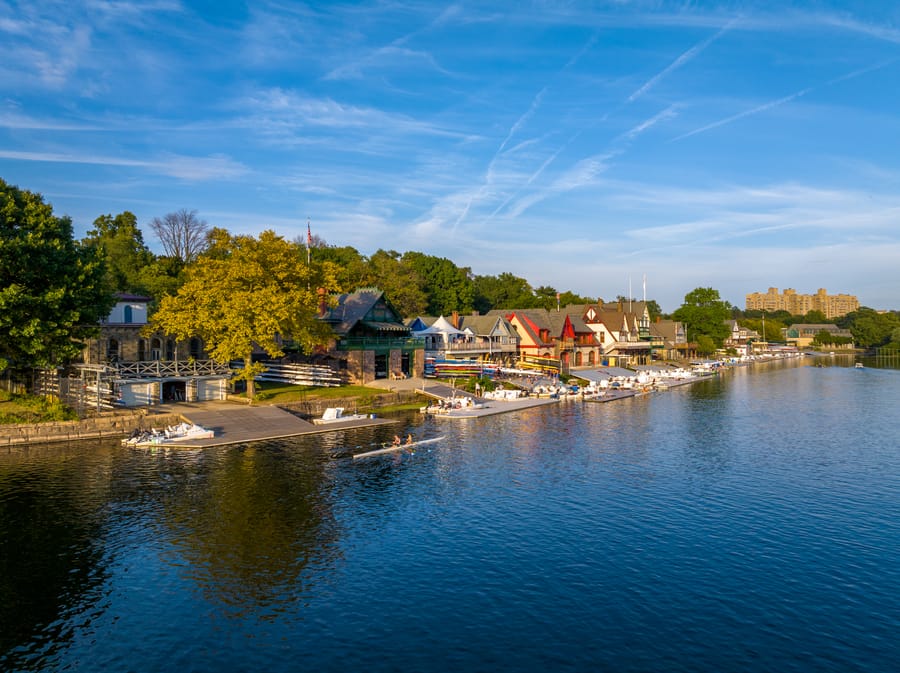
[{"left": 0, "top": 352, "right": 828, "bottom": 444}]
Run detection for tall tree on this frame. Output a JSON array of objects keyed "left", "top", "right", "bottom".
[
  {"left": 83, "top": 211, "right": 153, "bottom": 293},
  {"left": 839, "top": 308, "right": 900, "bottom": 348},
  {"left": 149, "top": 230, "right": 337, "bottom": 399},
  {"left": 472, "top": 272, "right": 536, "bottom": 313},
  {"left": 0, "top": 178, "right": 114, "bottom": 369},
  {"left": 672, "top": 287, "right": 731, "bottom": 347},
  {"left": 367, "top": 249, "right": 427, "bottom": 318},
  {"left": 402, "top": 252, "right": 473, "bottom": 316},
  {"left": 149, "top": 208, "right": 209, "bottom": 263}
]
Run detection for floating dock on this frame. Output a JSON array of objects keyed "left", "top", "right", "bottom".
[{"left": 135, "top": 402, "right": 398, "bottom": 448}]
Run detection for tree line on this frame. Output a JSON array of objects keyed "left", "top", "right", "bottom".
[{"left": 3, "top": 177, "right": 898, "bottom": 376}]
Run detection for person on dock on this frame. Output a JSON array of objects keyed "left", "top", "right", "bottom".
[
  {"left": 392, "top": 434, "right": 402, "bottom": 446},
  {"left": 405, "top": 434, "right": 413, "bottom": 445}
]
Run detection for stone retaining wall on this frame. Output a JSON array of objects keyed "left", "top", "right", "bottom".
[
  {"left": 1, "top": 389, "right": 425, "bottom": 446},
  {"left": 0, "top": 410, "right": 185, "bottom": 446}
]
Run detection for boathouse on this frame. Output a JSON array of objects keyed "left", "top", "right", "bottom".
[
  {"left": 318, "top": 288, "right": 425, "bottom": 383},
  {"left": 75, "top": 293, "right": 230, "bottom": 407}
]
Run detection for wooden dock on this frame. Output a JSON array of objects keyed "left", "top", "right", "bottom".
[
  {"left": 423, "top": 396, "right": 559, "bottom": 419},
  {"left": 142, "top": 402, "right": 397, "bottom": 448}
]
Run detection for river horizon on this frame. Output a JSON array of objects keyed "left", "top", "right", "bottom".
[{"left": 2, "top": 357, "right": 898, "bottom": 672}]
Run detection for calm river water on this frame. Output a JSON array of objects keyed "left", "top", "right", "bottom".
[{"left": 1, "top": 358, "right": 899, "bottom": 672}]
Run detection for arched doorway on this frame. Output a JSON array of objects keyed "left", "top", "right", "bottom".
[{"left": 107, "top": 338, "right": 119, "bottom": 362}]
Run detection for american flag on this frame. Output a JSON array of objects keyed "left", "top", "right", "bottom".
[{"left": 307, "top": 220, "right": 312, "bottom": 247}]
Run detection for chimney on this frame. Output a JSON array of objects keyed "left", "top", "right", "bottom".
[
  {"left": 451, "top": 311, "right": 460, "bottom": 329},
  {"left": 317, "top": 287, "right": 327, "bottom": 317}
]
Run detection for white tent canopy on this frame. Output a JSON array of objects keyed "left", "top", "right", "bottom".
[{"left": 430, "top": 315, "right": 465, "bottom": 337}]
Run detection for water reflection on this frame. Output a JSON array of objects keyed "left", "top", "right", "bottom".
[
  {"left": 0, "top": 444, "right": 114, "bottom": 667},
  {"left": 2, "top": 361, "right": 899, "bottom": 673},
  {"left": 154, "top": 442, "right": 342, "bottom": 617}
]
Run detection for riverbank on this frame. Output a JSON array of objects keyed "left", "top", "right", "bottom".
[{"left": 0, "top": 353, "right": 807, "bottom": 446}]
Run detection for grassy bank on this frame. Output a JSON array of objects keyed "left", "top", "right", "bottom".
[
  {"left": 0, "top": 391, "right": 79, "bottom": 424},
  {"left": 233, "top": 381, "right": 388, "bottom": 404},
  {"left": 241, "top": 381, "right": 429, "bottom": 414}
]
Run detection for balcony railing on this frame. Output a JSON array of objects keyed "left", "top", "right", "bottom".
[
  {"left": 435, "top": 339, "right": 518, "bottom": 354},
  {"left": 336, "top": 336, "right": 425, "bottom": 352},
  {"left": 75, "top": 359, "right": 232, "bottom": 380}
]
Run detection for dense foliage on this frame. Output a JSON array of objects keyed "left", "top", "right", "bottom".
[
  {"left": 737, "top": 307, "right": 900, "bottom": 350},
  {"left": 9, "top": 175, "right": 899, "bottom": 384},
  {"left": 0, "top": 178, "right": 114, "bottom": 369},
  {"left": 837, "top": 308, "right": 900, "bottom": 349},
  {"left": 672, "top": 287, "right": 731, "bottom": 347},
  {"left": 149, "top": 230, "right": 339, "bottom": 399}
]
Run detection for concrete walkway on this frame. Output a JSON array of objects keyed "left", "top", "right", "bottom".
[{"left": 143, "top": 401, "right": 397, "bottom": 448}]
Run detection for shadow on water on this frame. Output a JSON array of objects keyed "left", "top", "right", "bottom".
[
  {"left": 2, "top": 359, "right": 899, "bottom": 673},
  {"left": 0, "top": 444, "right": 114, "bottom": 667}
]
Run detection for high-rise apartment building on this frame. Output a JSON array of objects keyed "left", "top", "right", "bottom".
[{"left": 745, "top": 288, "right": 859, "bottom": 319}]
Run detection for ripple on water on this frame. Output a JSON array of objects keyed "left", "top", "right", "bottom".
[{"left": 1, "top": 363, "right": 899, "bottom": 672}]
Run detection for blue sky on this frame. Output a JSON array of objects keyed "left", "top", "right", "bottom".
[{"left": 2, "top": 1, "right": 899, "bottom": 312}]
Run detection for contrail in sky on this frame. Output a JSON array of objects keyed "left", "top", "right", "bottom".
[
  {"left": 627, "top": 17, "right": 739, "bottom": 103},
  {"left": 671, "top": 58, "right": 897, "bottom": 142}
]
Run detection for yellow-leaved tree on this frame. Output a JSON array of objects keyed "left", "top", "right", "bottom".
[{"left": 150, "top": 230, "right": 338, "bottom": 400}]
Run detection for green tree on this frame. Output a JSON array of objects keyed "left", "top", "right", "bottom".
[
  {"left": 533, "top": 285, "right": 559, "bottom": 311},
  {"left": 312, "top": 244, "right": 370, "bottom": 291},
  {"left": 672, "top": 287, "right": 731, "bottom": 347},
  {"left": 886, "top": 326, "right": 900, "bottom": 350},
  {"left": 839, "top": 308, "right": 900, "bottom": 348},
  {"left": 149, "top": 230, "right": 338, "bottom": 400},
  {"left": 803, "top": 309, "right": 828, "bottom": 324},
  {"left": 82, "top": 211, "right": 153, "bottom": 293},
  {"left": 402, "top": 252, "right": 473, "bottom": 316},
  {"left": 472, "top": 272, "right": 536, "bottom": 313},
  {"left": 136, "top": 256, "right": 186, "bottom": 306},
  {"left": 812, "top": 331, "right": 853, "bottom": 347},
  {"left": 367, "top": 249, "right": 427, "bottom": 318},
  {"left": 696, "top": 334, "right": 717, "bottom": 356},
  {"left": 739, "top": 317, "right": 785, "bottom": 343},
  {"left": 646, "top": 299, "right": 663, "bottom": 321},
  {"left": 0, "top": 178, "right": 114, "bottom": 369}
]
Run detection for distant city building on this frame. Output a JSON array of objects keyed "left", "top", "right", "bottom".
[{"left": 745, "top": 287, "right": 859, "bottom": 318}]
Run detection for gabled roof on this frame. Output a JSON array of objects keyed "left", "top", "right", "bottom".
[
  {"left": 456, "top": 314, "right": 516, "bottom": 337},
  {"left": 650, "top": 319, "right": 683, "bottom": 344},
  {"left": 596, "top": 310, "right": 627, "bottom": 332},
  {"left": 114, "top": 292, "right": 152, "bottom": 302},
  {"left": 319, "top": 288, "right": 405, "bottom": 336},
  {"left": 506, "top": 310, "right": 551, "bottom": 346}
]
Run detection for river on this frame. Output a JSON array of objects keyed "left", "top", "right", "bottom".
[{"left": 1, "top": 358, "right": 898, "bottom": 672}]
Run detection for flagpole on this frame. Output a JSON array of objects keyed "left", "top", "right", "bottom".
[{"left": 306, "top": 217, "right": 311, "bottom": 291}]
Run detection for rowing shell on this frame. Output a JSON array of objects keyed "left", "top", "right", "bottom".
[{"left": 353, "top": 436, "right": 446, "bottom": 460}]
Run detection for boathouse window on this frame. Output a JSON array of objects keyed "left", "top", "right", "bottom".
[
  {"left": 166, "top": 339, "right": 175, "bottom": 360},
  {"left": 138, "top": 339, "right": 146, "bottom": 361},
  {"left": 124, "top": 304, "right": 133, "bottom": 323},
  {"left": 190, "top": 338, "right": 202, "bottom": 359},
  {"left": 151, "top": 338, "right": 162, "bottom": 361},
  {"left": 107, "top": 338, "right": 120, "bottom": 362}
]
